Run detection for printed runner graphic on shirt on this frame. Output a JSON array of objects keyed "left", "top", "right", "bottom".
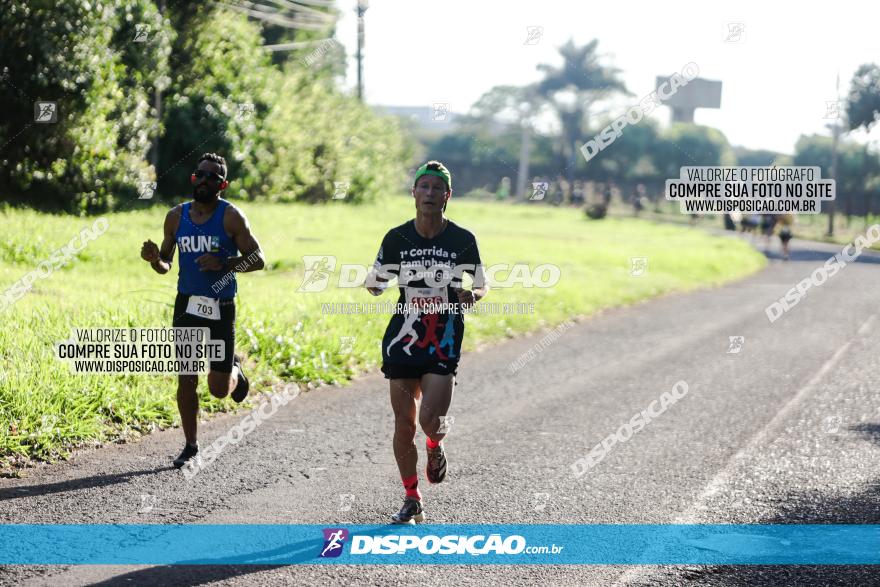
[{"left": 374, "top": 220, "right": 483, "bottom": 367}]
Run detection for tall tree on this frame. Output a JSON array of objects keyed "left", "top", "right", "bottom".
[
  {"left": 461, "top": 84, "right": 546, "bottom": 196},
  {"left": 846, "top": 64, "right": 880, "bottom": 132},
  {"left": 651, "top": 124, "right": 735, "bottom": 179},
  {"left": 0, "top": 0, "right": 170, "bottom": 213},
  {"left": 536, "top": 39, "right": 630, "bottom": 202}
]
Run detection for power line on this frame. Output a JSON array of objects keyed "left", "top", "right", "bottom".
[
  {"left": 263, "top": 38, "right": 335, "bottom": 52},
  {"left": 218, "top": 2, "right": 332, "bottom": 30}
]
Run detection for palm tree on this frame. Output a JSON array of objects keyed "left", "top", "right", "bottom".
[{"left": 536, "top": 39, "right": 630, "bottom": 202}]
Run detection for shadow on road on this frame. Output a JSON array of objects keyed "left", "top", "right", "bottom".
[
  {"left": 761, "top": 245, "right": 880, "bottom": 264},
  {"left": 47, "top": 526, "right": 396, "bottom": 585},
  {"left": 88, "top": 565, "right": 284, "bottom": 586},
  {"left": 0, "top": 466, "right": 175, "bottom": 501},
  {"left": 639, "top": 422, "right": 880, "bottom": 586}
]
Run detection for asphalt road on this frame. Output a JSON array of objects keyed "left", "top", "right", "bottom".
[{"left": 3, "top": 232, "right": 880, "bottom": 586}]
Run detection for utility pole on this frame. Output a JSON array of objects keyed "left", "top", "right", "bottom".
[
  {"left": 356, "top": 1, "right": 368, "bottom": 101},
  {"left": 827, "top": 73, "right": 840, "bottom": 237},
  {"left": 516, "top": 124, "right": 531, "bottom": 198},
  {"left": 151, "top": 0, "right": 164, "bottom": 176}
]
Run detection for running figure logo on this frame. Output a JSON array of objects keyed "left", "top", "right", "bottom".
[
  {"left": 524, "top": 26, "right": 543, "bottom": 45},
  {"left": 437, "top": 415, "right": 454, "bottom": 434},
  {"left": 138, "top": 181, "right": 157, "bottom": 200},
  {"left": 823, "top": 101, "right": 842, "bottom": 120},
  {"left": 236, "top": 102, "right": 255, "bottom": 121},
  {"left": 34, "top": 101, "right": 57, "bottom": 123},
  {"left": 133, "top": 24, "right": 151, "bottom": 42},
  {"left": 333, "top": 182, "right": 350, "bottom": 200},
  {"left": 530, "top": 182, "right": 549, "bottom": 201},
  {"left": 415, "top": 314, "right": 448, "bottom": 360},
  {"left": 386, "top": 309, "right": 421, "bottom": 356},
  {"left": 822, "top": 415, "right": 842, "bottom": 434},
  {"left": 319, "top": 528, "right": 349, "bottom": 558},
  {"left": 724, "top": 22, "right": 745, "bottom": 43},
  {"left": 138, "top": 494, "right": 157, "bottom": 513},
  {"left": 630, "top": 256, "right": 648, "bottom": 277},
  {"left": 298, "top": 256, "right": 337, "bottom": 292},
  {"left": 727, "top": 335, "right": 745, "bottom": 354},
  {"left": 426, "top": 317, "right": 456, "bottom": 359}
]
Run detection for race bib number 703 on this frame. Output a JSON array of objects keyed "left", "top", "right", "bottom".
[{"left": 185, "top": 295, "right": 221, "bottom": 320}]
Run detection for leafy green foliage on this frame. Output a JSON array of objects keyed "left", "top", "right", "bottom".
[
  {"left": 794, "top": 134, "right": 880, "bottom": 213},
  {"left": 0, "top": 0, "right": 169, "bottom": 213},
  {"left": 0, "top": 2, "right": 408, "bottom": 212},
  {"left": 652, "top": 124, "right": 736, "bottom": 179},
  {"left": 847, "top": 64, "right": 880, "bottom": 132}
]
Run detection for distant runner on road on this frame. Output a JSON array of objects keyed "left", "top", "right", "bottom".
[
  {"left": 140, "top": 153, "right": 265, "bottom": 469},
  {"left": 777, "top": 213, "right": 794, "bottom": 260},
  {"left": 366, "top": 161, "right": 488, "bottom": 524}
]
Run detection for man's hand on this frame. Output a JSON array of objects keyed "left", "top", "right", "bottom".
[
  {"left": 454, "top": 287, "right": 476, "bottom": 309},
  {"left": 365, "top": 267, "right": 389, "bottom": 296},
  {"left": 366, "top": 282, "right": 387, "bottom": 297},
  {"left": 141, "top": 239, "right": 160, "bottom": 263},
  {"left": 196, "top": 254, "right": 225, "bottom": 272}
]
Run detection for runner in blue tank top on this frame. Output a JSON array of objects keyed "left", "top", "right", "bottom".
[{"left": 140, "top": 153, "right": 265, "bottom": 469}]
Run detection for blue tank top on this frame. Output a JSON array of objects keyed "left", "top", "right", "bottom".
[{"left": 176, "top": 200, "right": 239, "bottom": 299}]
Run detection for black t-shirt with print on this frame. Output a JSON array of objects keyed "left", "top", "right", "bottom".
[{"left": 373, "top": 219, "right": 483, "bottom": 366}]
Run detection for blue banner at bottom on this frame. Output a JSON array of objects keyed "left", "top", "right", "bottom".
[{"left": 0, "top": 525, "right": 878, "bottom": 565}]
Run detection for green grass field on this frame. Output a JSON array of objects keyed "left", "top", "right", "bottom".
[{"left": 0, "top": 197, "right": 766, "bottom": 472}]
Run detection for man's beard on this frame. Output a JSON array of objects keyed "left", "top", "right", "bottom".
[{"left": 193, "top": 185, "right": 220, "bottom": 203}]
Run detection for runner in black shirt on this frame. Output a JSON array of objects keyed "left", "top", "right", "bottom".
[{"left": 367, "top": 161, "right": 488, "bottom": 524}]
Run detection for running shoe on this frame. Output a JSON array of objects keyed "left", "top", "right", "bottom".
[
  {"left": 173, "top": 442, "right": 199, "bottom": 469},
  {"left": 231, "top": 355, "right": 249, "bottom": 403},
  {"left": 426, "top": 443, "right": 448, "bottom": 484},
  {"left": 391, "top": 497, "right": 425, "bottom": 524}
]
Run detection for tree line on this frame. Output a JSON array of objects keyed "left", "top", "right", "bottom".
[{"left": 0, "top": 1, "right": 411, "bottom": 214}]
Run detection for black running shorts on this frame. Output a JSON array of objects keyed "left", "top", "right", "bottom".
[
  {"left": 381, "top": 361, "right": 458, "bottom": 380},
  {"left": 172, "top": 293, "right": 236, "bottom": 373}
]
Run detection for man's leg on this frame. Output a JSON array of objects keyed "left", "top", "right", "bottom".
[
  {"left": 390, "top": 379, "right": 421, "bottom": 495},
  {"left": 419, "top": 373, "right": 454, "bottom": 484},
  {"left": 207, "top": 366, "right": 239, "bottom": 399},
  {"left": 419, "top": 373, "right": 455, "bottom": 442},
  {"left": 177, "top": 374, "right": 199, "bottom": 444},
  {"left": 208, "top": 304, "right": 249, "bottom": 403},
  {"left": 206, "top": 300, "right": 244, "bottom": 399}
]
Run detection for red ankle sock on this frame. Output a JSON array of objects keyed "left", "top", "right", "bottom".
[
  {"left": 402, "top": 474, "right": 421, "bottom": 501},
  {"left": 426, "top": 437, "right": 441, "bottom": 449}
]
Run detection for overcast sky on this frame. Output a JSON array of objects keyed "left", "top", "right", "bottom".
[{"left": 333, "top": 0, "right": 880, "bottom": 155}]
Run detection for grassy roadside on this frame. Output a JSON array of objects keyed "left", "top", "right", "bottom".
[{"left": 0, "top": 197, "right": 766, "bottom": 472}]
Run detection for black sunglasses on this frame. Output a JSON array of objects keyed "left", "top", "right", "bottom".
[{"left": 194, "top": 169, "right": 225, "bottom": 182}]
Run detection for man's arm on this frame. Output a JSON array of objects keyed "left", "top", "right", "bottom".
[
  {"left": 455, "top": 237, "right": 488, "bottom": 307},
  {"left": 455, "top": 265, "right": 489, "bottom": 307},
  {"left": 366, "top": 232, "right": 398, "bottom": 296},
  {"left": 471, "top": 264, "right": 489, "bottom": 302},
  {"left": 221, "top": 205, "right": 265, "bottom": 273},
  {"left": 141, "top": 207, "right": 179, "bottom": 275}
]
